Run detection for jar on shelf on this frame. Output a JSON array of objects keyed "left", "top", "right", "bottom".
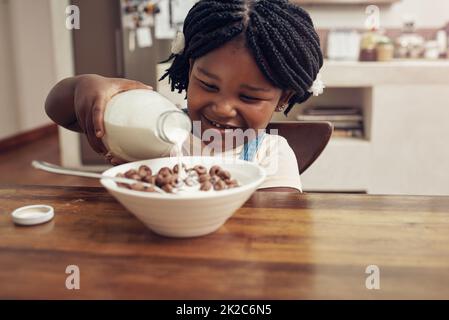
[
  {"left": 359, "top": 28, "right": 380, "bottom": 62},
  {"left": 395, "top": 18, "right": 425, "bottom": 59},
  {"left": 424, "top": 40, "right": 440, "bottom": 60},
  {"left": 376, "top": 36, "right": 394, "bottom": 62}
]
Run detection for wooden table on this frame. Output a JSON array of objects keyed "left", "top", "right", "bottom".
[{"left": 1, "top": 185, "right": 449, "bottom": 299}]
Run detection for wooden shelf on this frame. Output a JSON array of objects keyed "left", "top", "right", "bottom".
[{"left": 293, "top": 0, "right": 399, "bottom": 5}]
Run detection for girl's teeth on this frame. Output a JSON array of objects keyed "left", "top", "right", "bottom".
[
  {"left": 209, "top": 118, "right": 234, "bottom": 129},
  {"left": 212, "top": 120, "right": 222, "bottom": 128}
]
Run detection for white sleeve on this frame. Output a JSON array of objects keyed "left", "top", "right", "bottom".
[{"left": 255, "top": 135, "right": 302, "bottom": 192}]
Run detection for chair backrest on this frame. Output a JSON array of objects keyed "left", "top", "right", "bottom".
[{"left": 266, "top": 121, "right": 333, "bottom": 174}]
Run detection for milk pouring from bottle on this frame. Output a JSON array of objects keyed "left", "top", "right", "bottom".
[{"left": 102, "top": 89, "right": 191, "bottom": 162}]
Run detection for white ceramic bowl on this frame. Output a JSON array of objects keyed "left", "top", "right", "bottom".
[{"left": 100, "top": 156, "right": 266, "bottom": 238}]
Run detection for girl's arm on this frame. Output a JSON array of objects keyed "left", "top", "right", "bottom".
[{"left": 45, "top": 75, "right": 82, "bottom": 132}]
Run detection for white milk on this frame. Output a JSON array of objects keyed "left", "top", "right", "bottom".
[
  {"left": 167, "top": 128, "right": 189, "bottom": 180},
  {"left": 102, "top": 89, "right": 191, "bottom": 162}
]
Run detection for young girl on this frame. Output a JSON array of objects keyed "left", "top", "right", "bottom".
[{"left": 45, "top": 0, "right": 324, "bottom": 192}]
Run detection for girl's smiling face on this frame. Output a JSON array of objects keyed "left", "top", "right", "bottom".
[{"left": 187, "top": 38, "right": 292, "bottom": 149}]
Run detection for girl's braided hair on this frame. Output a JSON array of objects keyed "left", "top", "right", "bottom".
[{"left": 160, "top": 0, "right": 323, "bottom": 115}]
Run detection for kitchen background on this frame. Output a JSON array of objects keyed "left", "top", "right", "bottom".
[{"left": 1, "top": 0, "right": 449, "bottom": 195}]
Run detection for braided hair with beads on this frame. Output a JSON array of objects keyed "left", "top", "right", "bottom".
[{"left": 160, "top": 0, "right": 323, "bottom": 115}]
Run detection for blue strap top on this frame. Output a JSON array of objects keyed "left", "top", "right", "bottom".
[
  {"left": 181, "top": 108, "right": 265, "bottom": 162},
  {"left": 240, "top": 133, "right": 265, "bottom": 162}
]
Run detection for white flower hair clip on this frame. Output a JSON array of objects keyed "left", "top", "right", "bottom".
[
  {"left": 171, "top": 31, "right": 185, "bottom": 55},
  {"left": 308, "top": 72, "right": 325, "bottom": 97}
]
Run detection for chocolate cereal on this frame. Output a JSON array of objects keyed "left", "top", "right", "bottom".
[{"left": 116, "top": 164, "right": 240, "bottom": 194}]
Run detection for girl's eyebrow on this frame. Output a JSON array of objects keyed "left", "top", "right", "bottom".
[
  {"left": 240, "top": 84, "right": 271, "bottom": 92},
  {"left": 197, "top": 67, "right": 271, "bottom": 92},
  {"left": 197, "top": 67, "right": 220, "bottom": 80}
]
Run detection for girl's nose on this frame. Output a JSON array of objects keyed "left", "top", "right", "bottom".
[{"left": 212, "top": 99, "right": 237, "bottom": 118}]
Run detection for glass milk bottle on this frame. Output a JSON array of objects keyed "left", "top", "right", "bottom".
[{"left": 102, "top": 89, "right": 191, "bottom": 162}]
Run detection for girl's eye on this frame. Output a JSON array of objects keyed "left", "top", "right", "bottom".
[
  {"left": 199, "top": 80, "right": 218, "bottom": 92},
  {"left": 240, "top": 95, "right": 260, "bottom": 102}
]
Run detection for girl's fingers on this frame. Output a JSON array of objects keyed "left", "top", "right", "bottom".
[
  {"left": 92, "top": 99, "right": 106, "bottom": 138},
  {"left": 110, "top": 156, "right": 127, "bottom": 166},
  {"left": 133, "top": 81, "right": 152, "bottom": 90},
  {"left": 75, "top": 108, "right": 87, "bottom": 134},
  {"left": 123, "top": 80, "right": 152, "bottom": 91},
  {"left": 140, "top": 83, "right": 153, "bottom": 90},
  {"left": 84, "top": 108, "right": 99, "bottom": 153},
  {"left": 104, "top": 151, "right": 113, "bottom": 161},
  {"left": 85, "top": 106, "right": 107, "bottom": 154},
  {"left": 103, "top": 151, "right": 127, "bottom": 166}
]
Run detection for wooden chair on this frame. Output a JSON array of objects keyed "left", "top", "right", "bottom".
[{"left": 266, "top": 121, "right": 333, "bottom": 174}]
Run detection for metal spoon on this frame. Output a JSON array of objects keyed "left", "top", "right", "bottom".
[{"left": 31, "top": 161, "right": 166, "bottom": 194}]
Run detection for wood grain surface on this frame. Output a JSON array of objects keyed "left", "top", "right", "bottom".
[{"left": 1, "top": 185, "right": 449, "bottom": 299}]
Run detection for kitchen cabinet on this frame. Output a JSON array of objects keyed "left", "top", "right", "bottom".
[{"left": 276, "top": 60, "right": 449, "bottom": 195}]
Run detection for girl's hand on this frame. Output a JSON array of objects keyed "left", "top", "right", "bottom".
[
  {"left": 74, "top": 74, "right": 152, "bottom": 154},
  {"left": 104, "top": 152, "right": 128, "bottom": 166}
]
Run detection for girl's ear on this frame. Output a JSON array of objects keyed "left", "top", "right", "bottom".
[{"left": 276, "top": 90, "right": 295, "bottom": 112}]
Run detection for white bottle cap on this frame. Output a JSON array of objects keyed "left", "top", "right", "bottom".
[{"left": 11, "top": 205, "right": 54, "bottom": 226}]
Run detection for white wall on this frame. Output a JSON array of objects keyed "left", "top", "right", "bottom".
[
  {"left": 49, "top": 0, "right": 75, "bottom": 82},
  {"left": 305, "top": 0, "right": 449, "bottom": 29},
  {"left": 8, "top": 0, "right": 58, "bottom": 133},
  {"left": 0, "top": 0, "right": 73, "bottom": 141},
  {"left": 0, "top": 0, "right": 19, "bottom": 139}
]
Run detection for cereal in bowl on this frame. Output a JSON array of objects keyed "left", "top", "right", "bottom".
[{"left": 116, "top": 164, "right": 240, "bottom": 194}]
